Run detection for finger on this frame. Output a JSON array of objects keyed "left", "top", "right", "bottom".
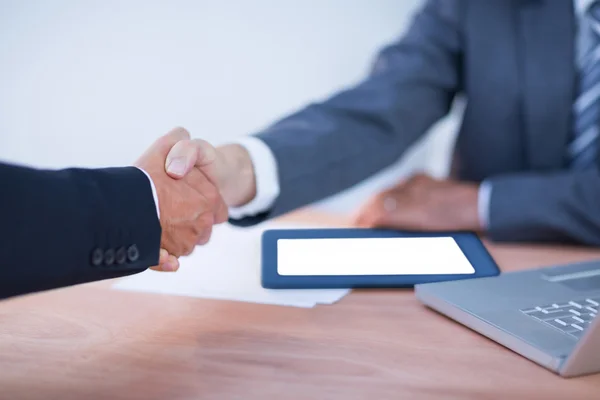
[
  {"left": 214, "top": 199, "right": 229, "bottom": 224},
  {"left": 150, "top": 254, "right": 180, "bottom": 272},
  {"left": 355, "top": 209, "right": 382, "bottom": 228},
  {"left": 158, "top": 248, "right": 169, "bottom": 265},
  {"left": 150, "top": 264, "right": 166, "bottom": 272},
  {"left": 192, "top": 212, "right": 214, "bottom": 245},
  {"left": 179, "top": 168, "right": 228, "bottom": 232},
  {"left": 181, "top": 168, "right": 215, "bottom": 202},
  {"left": 358, "top": 190, "right": 408, "bottom": 227},
  {"left": 352, "top": 199, "right": 382, "bottom": 228},
  {"left": 181, "top": 169, "right": 226, "bottom": 223},
  {"left": 350, "top": 201, "right": 370, "bottom": 227},
  {"left": 165, "top": 255, "right": 180, "bottom": 272},
  {"left": 165, "top": 138, "right": 218, "bottom": 183},
  {"left": 189, "top": 138, "right": 219, "bottom": 186},
  {"left": 352, "top": 212, "right": 371, "bottom": 228},
  {"left": 155, "top": 127, "right": 191, "bottom": 155},
  {"left": 385, "top": 179, "right": 411, "bottom": 194},
  {"left": 382, "top": 196, "right": 398, "bottom": 213},
  {"left": 405, "top": 173, "right": 436, "bottom": 194},
  {"left": 149, "top": 249, "right": 171, "bottom": 271},
  {"left": 196, "top": 224, "right": 213, "bottom": 245},
  {"left": 165, "top": 139, "right": 197, "bottom": 178},
  {"left": 409, "top": 172, "right": 431, "bottom": 182}
]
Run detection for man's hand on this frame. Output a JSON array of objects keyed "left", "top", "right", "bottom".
[
  {"left": 353, "top": 173, "right": 482, "bottom": 232},
  {"left": 165, "top": 141, "right": 258, "bottom": 208},
  {"left": 135, "top": 128, "right": 228, "bottom": 271}
]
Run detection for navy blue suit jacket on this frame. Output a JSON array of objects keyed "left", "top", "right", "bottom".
[
  {"left": 233, "top": 0, "right": 600, "bottom": 245},
  {"left": 0, "top": 162, "right": 161, "bottom": 299}
]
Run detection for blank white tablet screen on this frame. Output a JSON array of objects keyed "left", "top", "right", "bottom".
[{"left": 277, "top": 237, "right": 475, "bottom": 276}]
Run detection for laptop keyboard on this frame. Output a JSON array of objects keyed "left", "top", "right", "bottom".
[{"left": 520, "top": 297, "right": 599, "bottom": 339}]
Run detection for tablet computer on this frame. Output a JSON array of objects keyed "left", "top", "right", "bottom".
[{"left": 261, "top": 228, "right": 500, "bottom": 289}]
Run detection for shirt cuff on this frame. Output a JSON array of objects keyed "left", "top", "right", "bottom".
[
  {"left": 136, "top": 167, "right": 160, "bottom": 218},
  {"left": 477, "top": 181, "right": 492, "bottom": 230},
  {"left": 227, "top": 136, "right": 280, "bottom": 219}
]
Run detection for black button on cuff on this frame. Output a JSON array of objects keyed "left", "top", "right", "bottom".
[
  {"left": 115, "top": 247, "right": 127, "bottom": 265},
  {"left": 91, "top": 248, "right": 103, "bottom": 266},
  {"left": 127, "top": 245, "right": 139, "bottom": 263},
  {"left": 104, "top": 249, "right": 115, "bottom": 266}
]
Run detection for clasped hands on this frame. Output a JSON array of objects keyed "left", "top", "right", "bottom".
[
  {"left": 135, "top": 127, "right": 231, "bottom": 272},
  {"left": 135, "top": 127, "right": 484, "bottom": 272}
]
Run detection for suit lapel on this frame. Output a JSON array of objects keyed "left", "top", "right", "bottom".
[{"left": 517, "top": 0, "right": 576, "bottom": 169}]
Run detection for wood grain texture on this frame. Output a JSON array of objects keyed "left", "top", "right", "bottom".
[{"left": 2, "top": 210, "right": 600, "bottom": 400}]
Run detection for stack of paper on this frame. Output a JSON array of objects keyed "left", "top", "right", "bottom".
[{"left": 112, "top": 221, "right": 350, "bottom": 307}]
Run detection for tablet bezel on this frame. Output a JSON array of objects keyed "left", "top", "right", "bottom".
[{"left": 261, "top": 228, "right": 500, "bottom": 289}]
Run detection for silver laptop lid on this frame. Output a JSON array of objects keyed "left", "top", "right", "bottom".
[{"left": 560, "top": 312, "right": 600, "bottom": 377}]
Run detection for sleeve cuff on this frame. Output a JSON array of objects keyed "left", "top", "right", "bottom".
[
  {"left": 478, "top": 180, "right": 492, "bottom": 230},
  {"left": 227, "top": 136, "right": 280, "bottom": 219},
  {"left": 136, "top": 167, "right": 160, "bottom": 218}
]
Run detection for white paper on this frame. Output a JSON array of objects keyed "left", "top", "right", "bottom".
[{"left": 112, "top": 221, "right": 350, "bottom": 308}]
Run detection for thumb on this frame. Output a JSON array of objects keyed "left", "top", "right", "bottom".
[
  {"left": 153, "top": 127, "right": 191, "bottom": 156},
  {"left": 165, "top": 138, "right": 218, "bottom": 182}
]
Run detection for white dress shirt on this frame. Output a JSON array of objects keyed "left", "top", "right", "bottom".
[
  {"left": 227, "top": 0, "right": 593, "bottom": 229},
  {"left": 137, "top": 168, "right": 161, "bottom": 217}
]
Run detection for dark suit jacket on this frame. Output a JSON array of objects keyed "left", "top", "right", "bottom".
[
  {"left": 0, "top": 162, "right": 161, "bottom": 299},
  {"left": 232, "top": 0, "right": 600, "bottom": 245}
]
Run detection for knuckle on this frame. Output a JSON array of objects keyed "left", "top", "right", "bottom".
[
  {"left": 370, "top": 210, "right": 385, "bottom": 224},
  {"left": 194, "top": 213, "right": 215, "bottom": 233},
  {"left": 200, "top": 142, "right": 217, "bottom": 164},
  {"left": 362, "top": 214, "right": 380, "bottom": 228},
  {"left": 416, "top": 174, "right": 433, "bottom": 185},
  {"left": 181, "top": 243, "right": 195, "bottom": 256},
  {"left": 216, "top": 202, "right": 229, "bottom": 224},
  {"left": 193, "top": 214, "right": 214, "bottom": 244},
  {"left": 205, "top": 186, "right": 220, "bottom": 205},
  {"left": 192, "top": 138, "right": 215, "bottom": 153},
  {"left": 175, "top": 138, "right": 193, "bottom": 152},
  {"left": 409, "top": 174, "right": 426, "bottom": 185},
  {"left": 406, "top": 180, "right": 418, "bottom": 190},
  {"left": 373, "top": 193, "right": 388, "bottom": 206},
  {"left": 196, "top": 228, "right": 212, "bottom": 245},
  {"left": 170, "top": 248, "right": 184, "bottom": 258},
  {"left": 186, "top": 168, "right": 204, "bottom": 184},
  {"left": 192, "top": 138, "right": 210, "bottom": 150},
  {"left": 172, "top": 126, "right": 191, "bottom": 139}
]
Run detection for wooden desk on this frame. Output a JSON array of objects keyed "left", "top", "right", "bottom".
[{"left": 3, "top": 211, "right": 600, "bottom": 400}]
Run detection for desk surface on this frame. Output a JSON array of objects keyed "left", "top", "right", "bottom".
[{"left": 3, "top": 211, "right": 600, "bottom": 400}]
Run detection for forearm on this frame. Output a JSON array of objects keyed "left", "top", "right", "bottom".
[
  {"left": 0, "top": 164, "right": 161, "bottom": 299},
  {"left": 226, "top": 0, "right": 462, "bottom": 223},
  {"left": 218, "top": 0, "right": 464, "bottom": 226},
  {"left": 486, "top": 170, "right": 600, "bottom": 245}
]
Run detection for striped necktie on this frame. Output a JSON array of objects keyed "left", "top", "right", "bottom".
[{"left": 569, "top": 2, "right": 600, "bottom": 169}]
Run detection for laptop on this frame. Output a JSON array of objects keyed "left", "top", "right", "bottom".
[{"left": 414, "top": 259, "right": 600, "bottom": 377}]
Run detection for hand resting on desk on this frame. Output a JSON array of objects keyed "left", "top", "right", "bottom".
[{"left": 352, "top": 173, "right": 482, "bottom": 232}]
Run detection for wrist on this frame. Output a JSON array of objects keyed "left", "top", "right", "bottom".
[
  {"left": 470, "top": 185, "right": 483, "bottom": 232},
  {"left": 216, "top": 144, "right": 257, "bottom": 207},
  {"left": 477, "top": 181, "right": 492, "bottom": 231},
  {"left": 457, "top": 183, "right": 482, "bottom": 232}
]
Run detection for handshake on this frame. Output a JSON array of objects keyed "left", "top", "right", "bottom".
[{"left": 134, "top": 127, "right": 253, "bottom": 272}]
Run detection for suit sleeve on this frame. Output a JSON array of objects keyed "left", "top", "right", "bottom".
[
  {"left": 230, "top": 0, "right": 465, "bottom": 227},
  {"left": 487, "top": 170, "right": 600, "bottom": 245},
  {"left": 0, "top": 162, "right": 162, "bottom": 299}
]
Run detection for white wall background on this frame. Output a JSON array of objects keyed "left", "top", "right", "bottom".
[{"left": 0, "top": 0, "right": 461, "bottom": 214}]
